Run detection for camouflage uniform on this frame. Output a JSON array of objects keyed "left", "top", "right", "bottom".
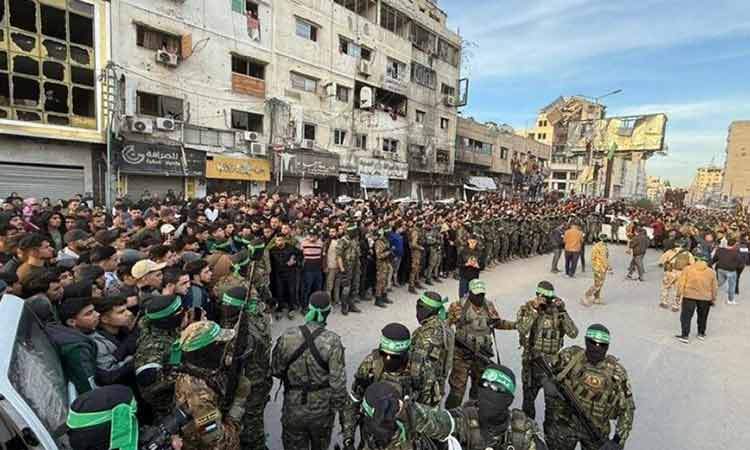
[
  {"left": 544, "top": 346, "right": 635, "bottom": 450},
  {"left": 499, "top": 219, "right": 511, "bottom": 262},
  {"left": 408, "top": 227, "right": 424, "bottom": 291},
  {"left": 351, "top": 231, "right": 363, "bottom": 301},
  {"left": 342, "top": 350, "right": 442, "bottom": 445},
  {"left": 361, "top": 401, "right": 453, "bottom": 450},
  {"left": 134, "top": 319, "right": 180, "bottom": 419},
  {"left": 659, "top": 247, "right": 694, "bottom": 311},
  {"left": 425, "top": 227, "right": 442, "bottom": 284},
  {"left": 336, "top": 235, "right": 355, "bottom": 303},
  {"left": 446, "top": 298, "right": 515, "bottom": 408},
  {"left": 411, "top": 314, "right": 454, "bottom": 399},
  {"left": 374, "top": 233, "right": 391, "bottom": 299},
  {"left": 450, "top": 403, "right": 546, "bottom": 450},
  {"left": 516, "top": 299, "right": 579, "bottom": 420},
  {"left": 583, "top": 241, "right": 610, "bottom": 305},
  {"left": 271, "top": 322, "right": 347, "bottom": 450}
]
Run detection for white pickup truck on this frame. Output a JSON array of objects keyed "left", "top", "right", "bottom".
[{"left": 0, "top": 295, "right": 70, "bottom": 450}]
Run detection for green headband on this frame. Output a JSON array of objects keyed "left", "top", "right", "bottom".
[
  {"left": 419, "top": 293, "right": 447, "bottom": 320},
  {"left": 481, "top": 368, "right": 516, "bottom": 395},
  {"left": 221, "top": 292, "right": 259, "bottom": 314},
  {"left": 213, "top": 240, "right": 232, "bottom": 250},
  {"left": 361, "top": 399, "right": 407, "bottom": 442},
  {"left": 305, "top": 304, "right": 331, "bottom": 324},
  {"left": 145, "top": 297, "right": 182, "bottom": 320},
  {"left": 347, "top": 225, "right": 357, "bottom": 231},
  {"left": 169, "top": 322, "right": 222, "bottom": 365},
  {"left": 67, "top": 398, "right": 138, "bottom": 450},
  {"left": 232, "top": 258, "right": 251, "bottom": 275},
  {"left": 379, "top": 336, "right": 411, "bottom": 355},
  {"left": 536, "top": 287, "right": 555, "bottom": 298},
  {"left": 469, "top": 279, "right": 486, "bottom": 294},
  {"left": 586, "top": 328, "right": 611, "bottom": 344}
]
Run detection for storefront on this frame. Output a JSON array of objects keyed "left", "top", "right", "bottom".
[
  {"left": 116, "top": 142, "right": 206, "bottom": 200},
  {"left": 357, "top": 157, "right": 409, "bottom": 197},
  {"left": 273, "top": 150, "right": 340, "bottom": 195},
  {"left": 205, "top": 154, "right": 270, "bottom": 195}
]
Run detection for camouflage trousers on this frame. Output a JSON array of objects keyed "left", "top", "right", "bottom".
[
  {"left": 660, "top": 270, "right": 681, "bottom": 310},
  {"left": 281, "top": 413, "right": 334, "bottom": 450},
  {"left": 410, "top": 251, "right": 423, "bottom": 288},
  {"left": 426, "top": 248, "right": 441, "bottom": 282},
  {"left": 338, "top": 269, "right": 354, "bottom": 302},
  {"left": 446, "top": 347, "right": 489, "bottom": 409},
  {"left": 351, "top": 260, "right": 362, "bottom": 300},
  {"left": 545, "top": 414, "right": 611, "bottom": 450},
  {"left": 240, "top": 380, "right": 272, "bottom": 450},
  {"left": 375, "top": 261, "right": 389, "bottom": 297},
  {"left": 583, "top": 271, "right": 607, "bottom": 305},
  {"left": 521, "top": 356, "right": 552, "bottom": 421}
]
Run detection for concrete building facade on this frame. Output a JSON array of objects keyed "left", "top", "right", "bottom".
[
  {"left": 687, "top": 166, "right": 722, "bottom": 205},
  {"left": 722, "top": 121, "right": 750, "bottom": 202},
  {"left": 646, "top": 176, "right": 668, "bottom": 203}
]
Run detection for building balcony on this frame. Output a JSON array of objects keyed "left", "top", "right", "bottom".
[
  {"left": 455, "top": 148, "right": 492, "bottom": 167},
  {"left": 232, "top": 73, "right": 266, "bottom": 98}
]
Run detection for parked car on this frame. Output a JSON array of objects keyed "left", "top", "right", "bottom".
[
  {"left": 600, "top": 214, "right": 654, "bottom": 243},
  {"left": 0, "top": 295, "right": 69, "bottom": 450}
]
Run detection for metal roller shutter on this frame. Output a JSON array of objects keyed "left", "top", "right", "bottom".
[
  {"left": 0, "top": 163, "right": 85, "bottom": 202},
  {"left": 126, "top": 175, "right": 183, "bottom": 200}
]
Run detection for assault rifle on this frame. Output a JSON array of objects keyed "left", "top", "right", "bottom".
[
  {"left": 535, "top": 355, "right": 622, "bottom": 450},
  {"left": 454, "top": 334, "right": 495, "bottom": 366}
]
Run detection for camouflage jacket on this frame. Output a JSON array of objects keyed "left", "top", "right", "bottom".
[
  {"left": 218, "top": 307, "right": 272, "bottom": 384},
  {"left": 374, "top": 236, "right": 391, "bottom": 263},
  {"left": 450, "top": 403, "right": 545, "bottom": 450},
  {"left": 362, "top": 401, "right": 453, "bottom": 450},
  {"left": 448, "top": 298, "right": 515, "bottom": 355},
  {"left": 516, "top": 300, "right": 578, "bottom": 358},
  {"left": 271, "top": 322, "right": 347, "bottom": 421},
  {"left": 411, "top": 315, "right": 454, "bottom": 386},
  {"left": 547, "top": 345, "right": 635, "bottom": 444},
  {"left": 135, "top": 319, "right": 179, "bottom": 376},
  {"left": 409, "top": 228, "right": 424, "bottom": 253},
  {"left": 337, "top": 236, "right": 356, "bottom": 265},
  {"left": 591, "top": 242, "right": 610, "bottom": 273}
]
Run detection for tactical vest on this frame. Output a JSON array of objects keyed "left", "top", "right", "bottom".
[
  {"left": 462, "top": 406, "right": 535, "bottom": 450},
  {"left": 560, "top": 351, "right": 619, "bottom": 426},
  {"left": 455, "top": 300, "right": 493, "bottom": 355},
  {"left": 369, "top": 350, "right": 423, "bottom": 400},
  {"left": 529, "top": 310, "right": 566, "bottom": 356}
]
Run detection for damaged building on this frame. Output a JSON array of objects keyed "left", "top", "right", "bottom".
[{"left": 0, "top": 0, "right": 107, "bottom": 200}]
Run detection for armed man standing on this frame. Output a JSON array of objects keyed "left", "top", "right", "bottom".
[{"left": 516, "top": 281, "right": 578, "bottom": 420}]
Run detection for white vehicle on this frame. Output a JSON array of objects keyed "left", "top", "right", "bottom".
[
  {"left": 0, "top": 295, "right": 69, "bottom": 450},
  {"left": 600, "top": 214, "right": 654, "bottom": 243}
]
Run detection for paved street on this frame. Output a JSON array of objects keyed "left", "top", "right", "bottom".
[{"left": 264, "top": 246, "right": 750, "bottom": 450}]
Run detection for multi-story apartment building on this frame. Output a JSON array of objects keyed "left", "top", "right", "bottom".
[
  {"left": 0, "top": 0, "right": 110, "bottom": 202},
  {"left": 722, "top": 121, "right": 750, "bottom": 202},
  {"left": 105, "top": 0, "right": 463, "bottom": 201},
  {"left": 646, "top": 176, "right": 668, "bottom": 203},
  {"left": 687, "top": 166, "right": 722, "bottom": 205}
]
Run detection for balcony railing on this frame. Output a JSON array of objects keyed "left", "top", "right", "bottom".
[{"left": 455, "top": 147, "right": 492, "bottom": 167}]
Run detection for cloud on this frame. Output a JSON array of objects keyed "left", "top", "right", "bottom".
[{"left": 449, "top": 0, "right": 750, "bottom": 79}]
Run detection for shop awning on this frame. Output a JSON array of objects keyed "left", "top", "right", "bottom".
[
  {"left": 465, "top": 176, "right": 497, "bottom": 191},
  {"left": 360, "top": 175, "right": 389, "bottom": 189}
]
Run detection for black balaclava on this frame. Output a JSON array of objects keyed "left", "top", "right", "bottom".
[
  {"left": 535, "top": 280, "right": 556, "bottom": 311},
  {"left": 468, "top": 291, "right": 485, "bottom": 307},
  {"left": 145, "top": 294, "right": 185, "bottom": 330},
  {"left": 585, "top": 323, "right": 611, "bottom": 364},
  {"left": 379, "top": 323, "right": 411, "bottom": 373},
  {"left": 362, "top": 382, "right": 402, "bottom": 449},
  {"left": 219, "top": 285, "right": 247, "bottom": 324},
  {"left": 67, "top": 385, "right": 135, "bottom": 450},
  {"left": 416, "top": 291, "right": 445, "bottom": 324},
  {"left": 183, "top": 340, "right": 226, "bottom": 371},
  {"left": 477, "top": 364, "right": 516, "bottom": 439}
]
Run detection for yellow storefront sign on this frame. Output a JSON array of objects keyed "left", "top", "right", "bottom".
[{"left": 206, "top": 156, "right": 271, "bottom": 181}]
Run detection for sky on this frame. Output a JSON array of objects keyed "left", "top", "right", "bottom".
[{"left": 438, "top": 0, "right": 750, "bottom": 187}]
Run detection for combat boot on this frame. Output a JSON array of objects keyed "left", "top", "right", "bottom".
[
  {"left": 408, "top": 286, "right": 417, "bottom": 294},
  {"left": 425, "top": 279, "right": 434, "bottom": 286},
  {"left": 382, "top": 295, "right": 393, "bottom": 304},
  {"left": 349, "top": 300, "right": 362, "bottom": 313},
  {"left": 341, "top": 300, "right": 349, "bottom": 316},
  {"left": 374, "top": 296, "right": 388, "bottom": 308}
]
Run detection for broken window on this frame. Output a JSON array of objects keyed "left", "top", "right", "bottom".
[
  {"left": 68, "top": 0, "right": 94, "bottom": 16},
  {"left": 136, "top": 25, "right": 181, "bottom": 54},
  {"left": 43, "top": 61, "right": 64, "bottom": 80},
  {"left": 386, "top": 58, "right": 406, "bottom": 80},
  {"left": 410, "top": 24, "right": 436, "bottom": 54},
  {"left": 303, "top": 123, "right": 316, "bottom": 140},
  {"left": 10, "top": 0, "right": 37, "bottom": 33},
  {"left": 0, "top": 110, "right": 7, "bottom": 119},
  {"left": 41, "top": 5, "right": 67, "bottom": 40},
  {"left": 47, "top": 115, "right": 69, "bottom": 126},
  {"left": 374, "top": 87, "right": 406, "bottom": 116},
  {"left": 13, "top": 55, "right": 38, "bottom": 76},
  {"left": 72, "top": 87, "right": 95, "bottom": 117},
  {"left": 0, "top": 52, "right": 6, "bottom": 71},
  {"left": 231, "top": 55, "right": 265, "bottom": 79},
  {"left": 0, "top": 1, "right": 5, "bottom": 25},
  {"left": 16, "top": 110, "right": 41, "bottom": 122},
  {"left": 136, "top": 91, "right": 184, "bottom": 119},
  {"left": 0, "top": 74, "right": 9, "bottom": 106},
  {"left": 44, "top": 82, "right": 68, "bottom": 113},
  {"left": 437, "top": 39, "right": 459, "bottom": 66},
  {"left": 380, "top": 3, "right": 409, "bottom": 38},
  {"left": 69, "top": 13, "right": 94, "bottom": 47},
  {"left": 71, "top": 67, "right": 94, "bottom": 86},
  {"left": 231, "top": 109, "right": 263, "bottom": 132},
  {"left": 382, "top": 138, "right": 398, "bottom": 152},
  {"left": 12, "top": 76, "right": 39, "bottom": 107},
  {"left": 339, "top": 36, "right": 372, "bottom": 61},
  {"left": 11, "top": 33, "right": 36, "bottom": 52},
  {"left": 436, "top": 149, "right": 450, "bottom": 163},
  {"left": 411, "top": 62, "right": 436, "bottom": 89},
  {"left": 43, "top": 40, "right": 67, "bottom": 61},
  {"left": 70, "top": 46, "right": 91, "bottom": 66}
]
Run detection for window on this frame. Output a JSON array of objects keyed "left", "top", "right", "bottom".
[
  {"left": 336, "top": 85, "right": 351, "bottom": 102},
  {"left": 295, "top": 18, "right": 318, "bottom": 41},
  {"left": 232, "top": 55, "right": 265, "bottom": 79},
  {"left": 334, "top": 129, "right": 347, "bottom": 145},
  {"left": 136, "top": 25, "right": 181, "bottom": 55},
  {"left": 415, "top": 110, "right": 426, "bottom": 123},
  {"left": 500, "top": 146, "right": 509, "bottom": 159},
  {"left": 458, "top": 137, "right": 492, "bottom": 155},
  {"left": 387, "top": 58, "right": 407, "bottom": 80},
  {"left": 303, "top": 123, "right": 316, "bottom": 140},
  {"left": 552, "top": 171, "right": 567, "bottom": 180},
  {"left": 355, "top": 133, "right": 368, "bottom": 150},
  {"left": 137, "top": 92, "right": 184, "bottom": 119},
  {"left": 290, "top": 72, "right": 317, "bottom": 92},
  {"left": 339, "top": 36, "right": 372, "bottom": 60},
  {"left": 380, "top": 3, "right": 409, "bottom": 38},
  {"left": 411, "top": 62, "right": 436, "bottom": 89},
  {"left": 382, "top": 138, "right": 399, "bottom": 152},
  {"left": 440, "top": 117, "right": 449, "bottom": 130},
  {"left": 231, "top": 110, "right": 263, "bottom": 132},
  {"left": 538, "top": 120, "right": 543, "bottom": 127},
  {"left": 410, "top": 24, "right": 436, "bottom": 53},
  {"left": 441, "top": 83, "right": 456, "bottom": 96},
  {"left": 437, "top": 39, "right": 459, "bottom": 66},
  {"left": 436, "top": 149, "right": 450, "bottom": 163}
]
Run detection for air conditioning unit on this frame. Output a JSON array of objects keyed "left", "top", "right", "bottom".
[
  {"left": 156, "top": 117, "right": 176, "bottom": 131},
  {"left": 302, "top": 139, "right": 315, "bottom": 149},
  {"left": 444, "top": 95, "right": 458, "bottom": 107},
  {"left": 156, "top": 49, "right": 179, "bottom": 67},
  {"left": 243, "top": 131, "right": 261, "bottom": 142},
  {"left": 130, "top": 118, "right": 153, "bottom": 134},
  {"left": 249, "top": 142, "right": 266, "bottom": 156},
  {"left": 358, "top": 60, "right": 371, "bottom": 76}
]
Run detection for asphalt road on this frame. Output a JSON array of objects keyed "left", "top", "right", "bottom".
[{"left": 263, "top": 246, "right": 750, "bottom": 450}]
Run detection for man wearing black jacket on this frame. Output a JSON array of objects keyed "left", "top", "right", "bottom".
[
  {"left": 712, "top": 237, "right": 744, "bottom": 304},
  {"left": 549, "top": 224, "right": 565, "bottom": 273},
  {"left": 91, "top": 295, "right": 137, "bottom": 386},
  {"left": 269, "top": 234, "right": 302, "bottom": 319}
]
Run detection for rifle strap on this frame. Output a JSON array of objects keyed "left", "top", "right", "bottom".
[
  {"left": 555, "top": 351, "right": 584, "bottom": 383},
  {"left": 286, "top": 325, "right": 328, "bottom": 373}
]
